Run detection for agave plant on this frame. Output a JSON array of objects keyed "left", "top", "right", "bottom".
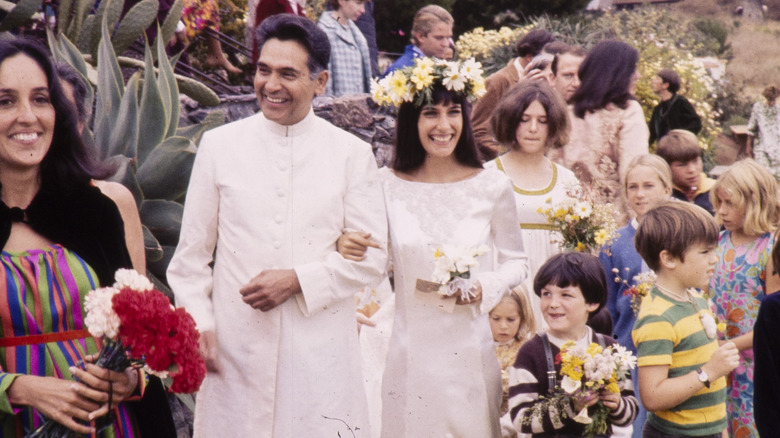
[{"left": 49, "top": 16, "right": 225, "bottom": 293}]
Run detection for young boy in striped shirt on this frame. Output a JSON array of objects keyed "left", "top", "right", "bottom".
[{"left": 632, "top": 202, "right": 739, "bottom": 437}]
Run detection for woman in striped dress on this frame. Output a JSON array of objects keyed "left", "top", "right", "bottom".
[{"left": 0, "top": 39, "right": 153, "bottom": 437}]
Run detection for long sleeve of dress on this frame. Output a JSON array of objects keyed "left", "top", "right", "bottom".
[{"left": 476, "top": 176, "right": 528, "bottom": 314}]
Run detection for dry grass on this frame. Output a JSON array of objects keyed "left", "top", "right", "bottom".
[{"left": 666, "top": 0, "right": 780, "bottom": 100}]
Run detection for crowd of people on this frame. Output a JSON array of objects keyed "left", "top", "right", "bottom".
[{"left": 3, "top": 3, "right": 780, "bottom": 438}]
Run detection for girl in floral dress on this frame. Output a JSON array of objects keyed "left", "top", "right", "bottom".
[{"left": 709, "top": 159, "right": 780, "bottom": 438}]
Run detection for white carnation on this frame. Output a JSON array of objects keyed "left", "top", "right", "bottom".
[
  {"left": 113, "top": 268, "right": 154, "bottom": 291},
  {"left": 84, "top": 287, "right": 121, "bottom": 339}
]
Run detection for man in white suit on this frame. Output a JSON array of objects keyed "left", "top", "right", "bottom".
[{"left": 168, "top": 14, "right": 387, "bottom": 437}]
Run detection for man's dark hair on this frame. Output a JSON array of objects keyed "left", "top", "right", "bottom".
[
  {"left": 657, "top": 68, "right": 681, "bottom": 94},
  {"left": 256, "top": 14, "right": 331, "bottom": 77},
  {"left": 515, "top": 29, "right": 555, "bottom": 58}
]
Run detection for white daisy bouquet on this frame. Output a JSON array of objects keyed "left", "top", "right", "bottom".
[
  {"left": 524, "top": 341, "right": 636, "bottom": 437},
  {"left": 371, "top": 57, "right": 486, "bottom": 107},
  {"left": 537, "top": 186, "right": 619, "bottom": 253},
  {"left": 431, "top": 244, "right": 489, "bottom": 301}
]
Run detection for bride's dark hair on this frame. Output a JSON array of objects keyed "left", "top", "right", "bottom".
[{"left": 392, "top": 85, "right": 483, "bottom": 172}]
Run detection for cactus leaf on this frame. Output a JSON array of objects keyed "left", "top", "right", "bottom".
[
  {"left": 137, "top": 43, "right": 168, "bottom": 166},
  {"left": 177, "top": 74, "right": 220, "bottom": 106},
  {"left": 156, "top": 28, "right": 180, "bottom": 138},
  {"left": 57, "top": 0, "right": 73, "bottom": 37},
  {"left": 104, "top": 154, "right": 143, "bottom": 206},
  {"left": 136, "top": 136, "right": 196, "bottom": 200},
  {"left": 67, "top": 0, "right": 97, "bottom": 43},
  {"left": 156, "top": 0, "right": 182, "bottom": 52},
  {"left": 107, "top": 72, "right": 141, "bottom": 158},
  {"left": 176, "top": 110, "right": 225, "bottom": 145},
  {"left": 77, "top": 15, "right": 95, "bottom": 53},
  {"left": 139, "top": 199, "right": 183, "bottom": 247},
  {"left": 49, "top": 32, "right": 95, "bottom": 115},
  {"left": 0, "top": 0, "right": 42, "bottom": 32},
  {"left": 143, "top": 225, "right": 164, "bottom": 263},
  {"left": 93, "top": 17, "right": 125, "bottom": 158},
  {"left": 146, "top": 245, "right": 177, "bottom": 288},
  {"left": 112, "top": 0, "right": 159, "bottom": 55}
]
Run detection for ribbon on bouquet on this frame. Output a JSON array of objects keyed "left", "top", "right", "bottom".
[{"left": 414, "top": 277, "right": 478, "bottom": 313}]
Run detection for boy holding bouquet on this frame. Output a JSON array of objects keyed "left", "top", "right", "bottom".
[
  {"left": 632, "top": 202, "right": 739, "bottom": 437},
  {"left": 507, "top": 252, "right": 638, "bottom": 437}
]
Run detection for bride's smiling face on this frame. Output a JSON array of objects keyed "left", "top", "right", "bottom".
[{"left": 417, "top": 101, "right": 462, "bottom": 159}]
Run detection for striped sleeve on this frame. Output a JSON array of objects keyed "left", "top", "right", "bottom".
[{"left": 507, "top": 337, "right": 577, "bottom": 435}]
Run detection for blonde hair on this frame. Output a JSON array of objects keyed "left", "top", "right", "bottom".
[
  {"left": 624, "top": 154, "right": 673, "bottom": 191},
  {"left": 490, "top": 285, "right": 537, "bottom": 342},
  {"left": 411, "top": 5, "right": 453, "bottom": 43},
  {"left": 711, "top": 159, "right": 780, "bottom": 236}
]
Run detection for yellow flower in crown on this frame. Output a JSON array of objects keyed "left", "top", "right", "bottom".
[{"left": 372, "top": 57, "right": 486, "bottom": 108}]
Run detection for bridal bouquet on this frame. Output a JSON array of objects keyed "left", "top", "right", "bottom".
[
  {"left": 523, "top": 341, "right": 636, "bottom": 438},
  {"left": 612, "top": 269, "right": 656, "bottom": 316},
  {"left": 537, "top": 186, "right": 619, "bottom": 254},
  {"left": 29, "top": 269, "right": 206, "bottom": 437},
  {"left": 432, "top": 244, "right": 489, "bottom": 300}
]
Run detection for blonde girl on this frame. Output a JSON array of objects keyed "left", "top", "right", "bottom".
[
  {"left": 490, "top": 286, "right": 536, "bottom": 437},
  {"left": 709, "top": 158, "right": 780, "bottom": 438},
  {"left": 486, "top": 80, "right": 578, "bottom": 329},
  {"left": 599, "top": 154, "right": 673, "bottom": 438}
]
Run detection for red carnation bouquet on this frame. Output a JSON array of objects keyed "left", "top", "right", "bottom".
[{"left": 29, "top": 269, "right": 206, "bottom": 437}]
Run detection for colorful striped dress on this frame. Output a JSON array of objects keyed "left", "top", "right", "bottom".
[{"left": 0, "top": 244, "right": 139, "bottom": 437}]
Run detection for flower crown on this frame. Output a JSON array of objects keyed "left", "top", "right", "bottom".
[{"left": 372, "top": 57, "right": 486, "bottom": 107}]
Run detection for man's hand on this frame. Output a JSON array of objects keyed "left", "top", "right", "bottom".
[
  {"left": 199, "top": 330, "right": 221, "bottom": 373},
  {"left": 239, "top": 269, "right": 302, "bottom": 311}
]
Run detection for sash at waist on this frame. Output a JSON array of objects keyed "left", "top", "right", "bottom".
[{"left": 0, "top": 328, "right": 92, "bottom": 347}]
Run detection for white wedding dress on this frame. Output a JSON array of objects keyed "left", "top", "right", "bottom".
[{"left": 379, "top": 167, "right": 528, "bottom": 438}]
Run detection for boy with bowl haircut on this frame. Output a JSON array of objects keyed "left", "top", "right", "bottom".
[
  {"left": 508, "top": 252, "right": 638, "bottom": 436},
  {"left": 656, "top": 130, "right": 716, "bottom": 216},
  {"left": 632, "top": 202, "right": 739, "bottom": 437}
]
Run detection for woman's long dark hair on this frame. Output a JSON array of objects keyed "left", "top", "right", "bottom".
[
  {"left": 571, "top": 40, "right": 639, "bottom": 119},
  {"left": 0, "top": 38, "right": 112, "bottom": 191},
  {"left": 392, "top": 86, "right": 483, "bottom": 172}
]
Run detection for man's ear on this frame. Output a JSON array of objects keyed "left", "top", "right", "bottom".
[
  {"left": 313, "top": 69, "right": 329, "bottom": 96},
  {"left": 659, "top": 249, "right": 677, "bottom": 270}
]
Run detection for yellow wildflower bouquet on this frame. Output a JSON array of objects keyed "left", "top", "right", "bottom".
[
  {"left": 537, "top": 186, "right": 619, "bottom": 254},
  {"left": 371, "top": 57, "right": 486, "bottom": 108},
  {"left": 524, "top": 341, "right": 636, "bottom": 437},
  {"left": 557, "top": 341, "right": 636, "bottom": 437}
]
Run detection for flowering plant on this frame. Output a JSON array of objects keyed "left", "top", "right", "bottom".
[
  {"left": 524, "top": 341, "right": 636, "bottom": 437},
  {"left": 431, "top": 244, "right": 489, "bottom": 301},
  {"left": 612, "top": 269, "right": 656, "bottom": 316},
  {"left": 537, "top": 186, "right": 619, "bottom": 254},
  {"left": 30, "top": 269, "right": 206, "bottom": 437},
  {"left": 371, "top": 57, "right": 486, "bottom": 107}
]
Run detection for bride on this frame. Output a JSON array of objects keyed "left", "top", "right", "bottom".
[{"left": 341, "top": 58, "right": 528, "bottom": 436}]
